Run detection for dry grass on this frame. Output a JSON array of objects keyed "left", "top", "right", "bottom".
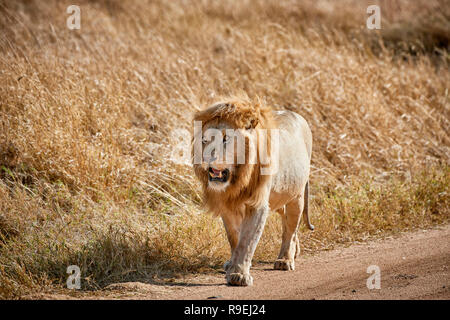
[{"left": 0, "top": 0, "right": 449, "bottom": 299}]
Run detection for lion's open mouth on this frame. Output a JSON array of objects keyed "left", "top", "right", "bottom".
[{"left": 208, "top": 167, "right": 230, "bottom": 182}]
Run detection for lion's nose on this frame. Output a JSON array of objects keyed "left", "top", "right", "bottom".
[
  {"left": 205, "top": 156, "right": 229, "bottom": 171},
  {"left": 203, "top": 155, "right": 217, "bottom": 164}
]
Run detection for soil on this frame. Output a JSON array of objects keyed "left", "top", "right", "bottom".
[{"left": 30, "top": 224, "right": 450, "bottom": 300}]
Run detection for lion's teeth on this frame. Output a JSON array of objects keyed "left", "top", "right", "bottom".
[{"left": 209, "top": 169, "right": 223, "bottom": 178}]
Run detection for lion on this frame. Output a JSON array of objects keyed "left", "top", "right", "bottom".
[{"left": 192, "top": 98, "right": 314, "bottom": 286}]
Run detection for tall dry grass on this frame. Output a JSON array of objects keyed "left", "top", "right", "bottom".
[{"left": 0, "top": 0, "right": 449, "bottom": 298}]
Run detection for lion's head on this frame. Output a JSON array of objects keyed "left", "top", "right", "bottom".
[{"left": 192, "top": 98, "right": 275, "bottom": 215}]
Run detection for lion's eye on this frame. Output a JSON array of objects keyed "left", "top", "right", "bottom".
[{"left": 202, "top": 137, "right": 208, "bottom": 144}]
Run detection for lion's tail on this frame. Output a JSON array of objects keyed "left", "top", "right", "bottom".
[{"left": 303, "top": 181, "right": 314, "bottom": 230}]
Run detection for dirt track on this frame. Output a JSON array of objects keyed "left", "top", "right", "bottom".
[
  {"left": 32, "top": 224, "right": 450, "bottom": 300},
  {"left": 96, "top": 224, "right": 450, "bottom": 300}
]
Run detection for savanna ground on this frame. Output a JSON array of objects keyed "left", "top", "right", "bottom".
[{"left": 0, "top": 0, "right": 449, "bottom": 299}]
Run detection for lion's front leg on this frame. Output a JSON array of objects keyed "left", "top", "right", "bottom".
[
  {"left": 226, "top": 204, "right": 269, "bottom": 286},
  {"left": 221, "top": 213, "right": 242, "bottom": 272}
]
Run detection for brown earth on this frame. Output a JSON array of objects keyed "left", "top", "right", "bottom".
[
  {"left": 158, "top": 224, "right": 450, "bottom": 300},
  {"left": 34, "top": 224, "right": 450, "bottom": 300}
]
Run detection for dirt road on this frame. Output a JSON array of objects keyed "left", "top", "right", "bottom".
[
  {"left": 98, "top": 224, "right": 450, "bottom": 300},
  {"left": 33, "top": 224, "right": 449, "bottom": 300}
]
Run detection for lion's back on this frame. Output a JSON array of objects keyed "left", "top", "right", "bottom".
[{"left": 271, "top": 110, "right": 312, "bottom": 195}]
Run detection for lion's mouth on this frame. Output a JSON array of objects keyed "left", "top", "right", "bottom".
[{"left": 208, "top": 167, "right": 230, "bottom": 182}]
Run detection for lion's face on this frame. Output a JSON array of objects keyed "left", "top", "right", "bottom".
[
  {"left": 192, "top": 100, "right": 274, "bottom": 213},
  {"left": 194, "top": 119, "right": 258, "bottom": 193}
]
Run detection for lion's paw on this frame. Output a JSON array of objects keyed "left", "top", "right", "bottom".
[
  {"left": 274, "top": 259, "right": 295, "bottom": 271},
  {"left": 227, "top": 272, "right": 253, "bottom": 286}
]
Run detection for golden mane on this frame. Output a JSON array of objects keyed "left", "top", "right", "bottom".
[{"left": 192, "top": 98, "right": 275, "bottom": 216}]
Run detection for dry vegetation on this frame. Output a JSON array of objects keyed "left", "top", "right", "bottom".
[{"left": 0, "top": 0, "right": 449, "bottom": 299}]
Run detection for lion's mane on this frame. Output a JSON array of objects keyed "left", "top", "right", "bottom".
[{"left": 192, "top": 98, "right": 275, "bottom": 216}]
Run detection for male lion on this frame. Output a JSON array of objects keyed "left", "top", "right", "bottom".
[{"left": 192, "top": 98, "right": 313, "bottom": 286}]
